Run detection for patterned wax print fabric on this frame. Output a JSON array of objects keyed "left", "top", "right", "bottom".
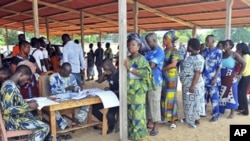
[
  {"left": 127, "top": 55, "right": 154, "bottom": 140},
  {"left": 49, "top": 73, "right": 80, "bottom": 95},
  {"left": 180, "top": 54, "right": 205, "bottom": 126},
  {"left": 219, "top": 68, "right": 238, "bottom": 113},
  {"left": 49, "top": 73, "right": 88, "bottom": 128},
  {"left": 202, "top": 47, "right": 222, "bottom": 119},
  {"left": 202, "top": 47, "right": 222, "bottom": 86},
  {"left": 144, "top": 46, "right": 165, "bottom": 86},
  {"left": 161, "top": 48, "right": 179, "bottom": 122},
  {"left": 0, "top": 80, "right": 49, "bottom": 141}
]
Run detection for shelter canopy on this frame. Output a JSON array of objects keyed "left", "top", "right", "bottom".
[{"left": 1, "top": 0, "right": 250, "bottom": 35}]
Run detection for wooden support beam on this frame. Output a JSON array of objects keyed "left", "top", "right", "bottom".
[
  {"left": 33, "top": 0, "right": 39, "bottom": 37},
  {"left": 127, "top": 0, "right": 195, "bottom": 27},
  {"left": 192, "top": 26, "right": 197, "bottom": 38},
  {"left": 102, "top": 0, "right": 225, "bottom": 18},
  {"left": 0, "top": 7, "right": 103, "bottom": 33},
  {"left": 22, "top": 22, "right": 26, "bottom": 35},
  {"left": 0, "top": 0, "right": 73, "bottom": 23},
  {"left": 80, "top": 9, "right": 84, "bottom": 50},
  {"left": 225, "top": 0, "right": 234, "bottom": 39},
  {"left": 46, "top": 17, "right": 50, "bottom": 41},
  {"left": 99, "top": 32, "right": 102, "bottom": 42},
  {"left": 241, "top": 0, "right": 250, "bottom": 6},
  {"left": 133, "top": 0, "right": 138, "bottom": 33},
  {"left": 5, "top": 27, "right": 9, "bottom": 52},
  {"left": 48, "top": 11, "right": 72, "bottom": 18},
  {"left": 157, "top": 0, "right": 225, "bottom": 9},
  {"left": 1, "top": 0, "right": 22, "bottom": 8},
  {"left": 118, "top": 0, "right": 128, "bottom": 140},
  {"left": 26, "top": 0, "right": 118, "bottom": 26},
  {"left": 83, "top": 1, "right": 118, "bottom": 11}
]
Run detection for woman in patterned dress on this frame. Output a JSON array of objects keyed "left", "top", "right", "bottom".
[
  {"left": 161, "top": 30, "right": 180, "bottom": 128},
  {"left": 124, "top": 33, "right": 154, "bottom": 140},
  {"left": 180, "top": 38, "right": 205, "bottom": 128},
  {"left": 219, "top": 40, "right": 245, "bottom": 118}
]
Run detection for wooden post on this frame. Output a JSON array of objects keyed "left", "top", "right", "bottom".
[
  {"left": 22, "top": 22, "right": 26, "bottom": 35},
  {"left": 192, "top": 26, "right": 197, "bottom": 38},
  {"left": 5, "top": 27, "right": 9, "bottom": 51},
  {"left": 80, "top": 9, "right": 85, "bottom": 84},
  {"left": 33, "top": 0, "right": 39, "bottom": 37},
  {"left": 133, "top": 0, "right": 138, "bottom": 33},
  {"left": 119, "top": 0, "right": 127, "bottom": 140},
  {"left": 80, "top": 9, "right": 84, "bottom": 50},
  {"left": 99, "top": 32, "right": 102, "bottom": 42},
  {"left": 225, "top": 0, "right": 234, "bottom": 39},
  {"left": 46, "top": 17, "right": 50, "bottom": 41}
]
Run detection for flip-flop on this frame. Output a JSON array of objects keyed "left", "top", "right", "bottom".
[
  {"left": 189, "top": 124, "right": 197, "bottom": 128},
  {"left": 149, "top": 130, "right": 159, "bottom": 136},
  {"left": 227, "top": 114, "right": 234, "bottom": 119},
  {"left": 170, "top": 123, "right": 176, "bottom": 129}
]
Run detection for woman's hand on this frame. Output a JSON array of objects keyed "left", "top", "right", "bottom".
[
  {"left": 124, "top": 59, "right": 130, "bottom": 71},
  {"left": 189, "top": 86, "right": 195, "bottom": 93}
]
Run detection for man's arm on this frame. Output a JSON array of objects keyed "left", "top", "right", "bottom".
[
  {"left": 211, "top": 50, "right": 222, "bottom": 86},
  {"left": 79, "top": 46, "right": 85, "bottom": 70},
  {"left": 97, "top": 73, "right": 107, "bottom": 83},
  {"left": 2, "top": 88, "right": 30, "bottom": 115},
  {"left": 49, "top": 75, "right": 66, "bottom": 95},
  {"left": 63, "top": 46, "right": 68, "bottom": 63}
]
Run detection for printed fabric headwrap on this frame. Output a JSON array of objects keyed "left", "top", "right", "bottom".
[
  {"left": 164, "top": 29, "right": 178, "bottom": 43},
  {"left": 127, "top": 33, "right": 151, "bottom": 55}
]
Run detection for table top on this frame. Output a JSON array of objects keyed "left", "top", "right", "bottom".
[{"left": 46, "top": 96, "right": 102, "bottom": 111}]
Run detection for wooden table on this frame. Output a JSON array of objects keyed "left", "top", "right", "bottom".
[{"left": 44, "top": 96, "right": 108, "bottom": 141}]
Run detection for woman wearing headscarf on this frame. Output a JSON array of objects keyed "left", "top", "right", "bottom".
[
  {"left": 236, "top": 43, "right": 250, "bottom": 116},
  {"left": 180, "top": 38, "right": 205, "bottom": 128},
  {"left": 219, "top": 40, "right": 246, "bottom": 118},
  {"left": 124, "top": 33, "right": 155, "bottom": 140},
  {"left": 161, "top": 30, "right": 180, "bottom": 128}
]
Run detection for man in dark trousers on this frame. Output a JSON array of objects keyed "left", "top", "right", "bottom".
[
  {"left": 94, "top": 42, "right": 104, "bottom": 80},
  {"left": 92, "top": 59, "right": 119, "bottom": 134}
]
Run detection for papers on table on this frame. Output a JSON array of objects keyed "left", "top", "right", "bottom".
[
  {"left": 90, "top": 90, "right": 119, "bottom": 108},
  {"left": 48, "top": 88, "right": 120, "bottom": 108},
  {"left": 79, "top": 88, "right": 119, "bottom": 108},
  {"left": 25, "top": 97, "right": 59, "bottom": 110}
]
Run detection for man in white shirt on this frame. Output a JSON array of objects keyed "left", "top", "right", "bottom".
[
  {"left": 62, "top": 34, "right": 85, "bottom": 88},
  {"left": 29, "top": 37, "right": 44, "bottom": 72},
  {"left": 39, "top": 37, "right": 50, "bottom": 72}
]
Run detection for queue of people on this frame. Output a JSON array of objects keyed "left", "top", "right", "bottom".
[
  {"left": 0, "top": 31, "right": 250, "bottom": 141},
  {"left": 123, "top": 31, "right": 250, "bottom": 141}
]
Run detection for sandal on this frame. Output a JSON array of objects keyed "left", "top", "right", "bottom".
[
  {"left": 149, "top": 130, "right": 159, "bottom": 136},
  {"left": 189, "top": 124, "right": 197, "bottom": 128},
  {"left": 170, "top": 123, "right": 176, "bottom": 128},
  {"left": 227, "top": 114, "right": 234, "bottom": 119}
]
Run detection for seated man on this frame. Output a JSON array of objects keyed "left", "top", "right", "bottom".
[
  {"left": 93, "top": 59, "right": 119, "bottom": 134},
  {"left": 49, "top": 62, "right": 88, "bottom": 130},
  {"left": 0, "top": 65, "right": 49, "bottom": 141},
  {"left": 0, "top": 67, "right": 12, "bottom": 88}
]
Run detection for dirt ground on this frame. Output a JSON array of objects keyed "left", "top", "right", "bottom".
[{"left": 63, "top": 79, "right": 250, "bottom": 141}]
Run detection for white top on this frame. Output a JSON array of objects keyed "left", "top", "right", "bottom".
[
  {"left": 42, "top": 48, "right": 49, "bottom": 59},
  {"left": 63, "top": 40, "right": 85, "bottom": 73},
  {"left": 29, "top": 47, "right": 44, "bottom": 71}
]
